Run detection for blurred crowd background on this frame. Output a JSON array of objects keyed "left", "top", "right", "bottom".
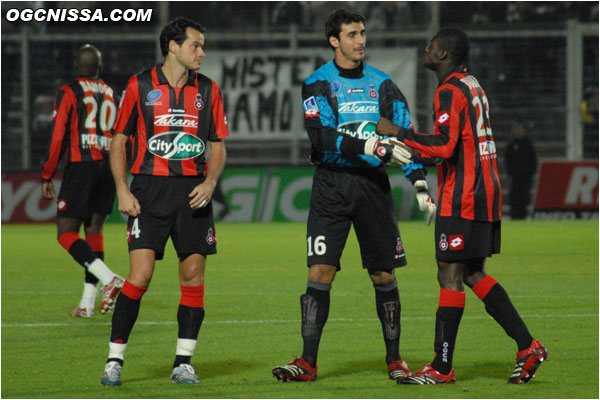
[{"left": 2, "top": 1, "right": 598, "bottom": 178}]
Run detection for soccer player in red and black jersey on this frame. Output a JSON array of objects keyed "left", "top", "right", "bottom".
[
  {"left": 377, "top": 29, "right": 547, "bottom": 385},
  {"left": 41, "top": 45, "right": 124, "bottom": 319},
  {"left": 100, "top": 17, "right": 229, "bottom": 386}
]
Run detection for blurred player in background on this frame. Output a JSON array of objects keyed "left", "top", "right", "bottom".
[
  {"left": 272, "top": 9, "right": 436, "bottom": 384},
  {"left": 377, "top": 28, "right": 547, "bottom": 385},
  {"left": 101, "top": 17, "right": 229, "bottom": 386},
  {"left": 505, "top": 120, "right": 537, "bottom": 219},
  {"left": 41, "top": 45, "right": 124, "bottom": 318}
]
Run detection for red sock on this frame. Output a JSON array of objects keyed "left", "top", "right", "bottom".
[{"left": 180, "top": 284, "right": 205, "bottom": 308}]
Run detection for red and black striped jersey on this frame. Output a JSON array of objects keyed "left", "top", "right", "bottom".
[
  {"left": 113, "top": 64, "right": 229, "bottom": 177},
  {"left": 400, "top": 69, "right": 502, "bottom": 222},
  {"left": 41, "top": 78, "right": 116, "bottom": 180}
]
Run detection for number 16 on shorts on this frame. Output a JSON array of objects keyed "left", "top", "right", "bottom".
[{"left": 307, "top": 235, "right": 326, "bottom": 256}]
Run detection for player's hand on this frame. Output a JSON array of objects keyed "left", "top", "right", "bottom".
[
  {"left": 376, "top": 117, "right": 401, "bottom": 137},
  {"left": 117, "top": 190, "right": 141, "bottom": 217},
  {"left": 364, "top": 138, "right": 412, "bottom": 166},
  {"left": 414, "top": 180, "right": 436, "bottom": 225},
  {"left": 41, "top": 181, "right": 55, "bottom": 200},
  {"left": 189, "top": 181, "right": 216, "bottom": 209}
]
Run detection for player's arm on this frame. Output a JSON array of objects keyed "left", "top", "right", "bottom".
[
  {"left": 189, "top": 80, "right": 229, "bottom": 209},
  {"left": 376, "top": 87, "right": 461, "bottom": 159},
  {"left": 109, "top": 76, "right": 141, "bottom": 217},
  {"left": 110, "top": 132, "right": 140, "bottom": 217},
  {"left": 302, "top": 81, "right": 410, "bottom": 165},
  {"left": 189, "top": 140, "right": 226, "bottom": 209},
  {"left": 40, "top": 87, "right": 73, "bottom": 200},
  {"left": 378, "top": 79, "right": 437, "bottom": 224}
]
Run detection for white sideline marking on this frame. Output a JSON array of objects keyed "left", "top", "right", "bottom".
[{"left": 1, "top": 313, "right": 596, "bottom": 328}]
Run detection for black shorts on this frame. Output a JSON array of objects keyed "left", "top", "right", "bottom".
[
  {"left": 57, "top": 160, "right": 115, "bottom": 220},
  {"left": 306, "top": 166, "right": 407, "bottom": 271},
  {"left": 127, "top": 175, "right": 216, "bottom": 260},
  {"left": 435, "top": 216, "right": 501, "bottom": 261}
]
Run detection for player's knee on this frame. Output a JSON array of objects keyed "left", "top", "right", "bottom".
[
  {"left": 308, "top": 264, "right": 337, "bottom": 284},
  {"left": 369, "top": 269, "right": 395, "bottom": 286}
]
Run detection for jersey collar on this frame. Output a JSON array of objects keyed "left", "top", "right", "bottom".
[
  {"left": 333, "top": 60, "right": 364, "bottom": 79},
  {"left": 153, "top": 63, "right": 197, "bottom": 87}
]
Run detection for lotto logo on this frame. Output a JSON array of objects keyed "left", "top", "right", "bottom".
[
  {"left": 449, "top": 235, "right": 464, "bottom": 250},
  {"left": 437, "top": 112, "right": 450, "bottom": 124}
]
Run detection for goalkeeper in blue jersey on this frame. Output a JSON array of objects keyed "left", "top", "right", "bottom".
[{"left": 272, "top": 9, "right": 436, "bottom": 384}]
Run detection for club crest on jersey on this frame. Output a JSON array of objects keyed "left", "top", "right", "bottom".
[
  {"left": 195, "top": 93, "right": 204, "bottom": 110},
  {"left": 147, "top": 132, "right": 205, "bottom": 160},
  {"left": 303, "top": 96, "right": 320, "bottom": 118},
  {"left": 449, "top": 235, "right": 464, "bottom": 250},
  {"left": 206, "top": 228, "right": 216, "bottom": 245},
  {"left": 369, "top": 85, "right": 378, "bottom": 99},
  {"left": 57, "top": 199, "right": 67, "bottom": 211},
  {"left": 330, "top": 82, "right": 341, "bottom": 93},
  {"left": 437, "top": 112, "right": 450, "bottom": 124},
  {"left": 145, "top": 89, "right": 163, "bottom": 106},
  {"left": 439, "top": 233, "right": 449, "bottom": 251}
]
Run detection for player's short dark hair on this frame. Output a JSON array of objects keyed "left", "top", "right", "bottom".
[
  {"left": 160, "top": 17, "right": 205, "bottom": 57},
  {"left": 434, "top": 28, "right": 470, "bottom": 66},
  {"left": 325, "top": 9, "right": 365, "bottom": 50}
]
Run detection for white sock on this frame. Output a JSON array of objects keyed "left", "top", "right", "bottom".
[
  {"left": 87, "top": 259, "right": 116, "bottom": 286},
  {"left": 78, "top": 282, "right": 98, "bottom": 309},
  {"left": 176, "top": 338, "right": 197, "bottom": 357},
  {"left": 108, "top": 342, "right": 127, "bottom": 361}
]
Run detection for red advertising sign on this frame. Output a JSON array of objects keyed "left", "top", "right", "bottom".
[
  {"left": 1, "top": 172, "right": 61, "bottom": 223},
  {"left": 533, "top": 161, "right": 599, "bottom": 219}
]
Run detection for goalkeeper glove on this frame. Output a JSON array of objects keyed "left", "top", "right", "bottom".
[
  {"left": 364, "top": 138, "right": 412, "bottom": 166},
  {"left": 414, "top": 180, "right": 436, "bottom": 225}
]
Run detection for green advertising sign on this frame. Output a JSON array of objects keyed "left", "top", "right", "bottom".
[{"left": 107, "top": 167, "right": 437, "bottom": 223}]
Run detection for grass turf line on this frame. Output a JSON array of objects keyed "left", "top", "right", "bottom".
[{"left": 1, "top": 220, "right": 598, "bottom": 398}]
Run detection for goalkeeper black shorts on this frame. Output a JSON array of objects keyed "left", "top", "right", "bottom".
[
  {"left": 434, "top": 216, "right": 501, "bottom": 261},
  {"left": 306, "top": 165, "right": 407, "bottom": 271}
]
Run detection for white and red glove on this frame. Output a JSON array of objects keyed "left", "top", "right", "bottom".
[
  {"left": 414, "top": 180, "right": 436, "bottom": 225},
  {"left": 364, "top": 138, "right": 412, "bottom": 166}
]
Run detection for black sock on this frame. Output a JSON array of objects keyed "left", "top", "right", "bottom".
[
  {"left": 109, "top": 292, "right": 141, "bottom": 345},
  {"left": 482, "top": 284, "right": 533, "bottom": 351},
  {"left": 173, "top": 305, "right": 205, "bottom": 369},
  {"left": 431, "top": 306, "right": 464, "bottom": 375},
  {"left": 84, "top": 269, "right": 99, "bottom": 285},
  {"left": 301, "top": 282, "right": 331, "bottom": 367},
  {"left": 374, "top": 280, "right": 401, "bottom": 365},
  {"left": 68, "top": 239, "right": 97, "bottom": 267}
]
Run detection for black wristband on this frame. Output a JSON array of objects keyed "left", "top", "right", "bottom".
[
  {"left": 339, "top": 135, "right": 367, "bottom": 156},
  {"left": 407, "top": 169, "right": 426, "bottom": 185}
]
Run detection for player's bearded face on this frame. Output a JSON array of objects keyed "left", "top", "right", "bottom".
[
  {"left": 337, "top": 22, "right": 366, "bottom": 63},
  {"left": 175, "top": 27, "right": 205, "bottom": 71}
]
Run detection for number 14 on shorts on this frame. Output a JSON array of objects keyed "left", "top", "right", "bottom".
[
  {"left": 307, "top": 235, "right": 326, "bottom": 256},
  {"left": 127, "top": 218, "right": 141, "bottom": 243}
]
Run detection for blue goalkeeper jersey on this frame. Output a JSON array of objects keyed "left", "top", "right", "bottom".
[{"left": 302, "top": 60, "right": 412, "bottom": 168}]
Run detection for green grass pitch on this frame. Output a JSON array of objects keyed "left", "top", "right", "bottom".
[{"left": 1, "top": 220, "right": 598, "bottom": 398}]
